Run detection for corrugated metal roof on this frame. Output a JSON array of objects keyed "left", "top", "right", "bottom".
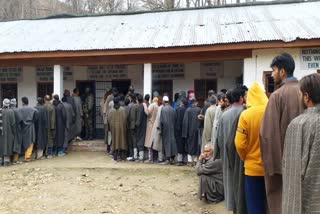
[{"left": 0, "top": 1, "right": 320, "bottom": 53}]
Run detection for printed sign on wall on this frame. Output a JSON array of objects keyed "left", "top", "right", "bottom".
[
  {"left": 301, "top": 48, "right": 320, "bottom": 69},
  {"left": 152, "top": 63, "right": 185, "bottom": 80},
  {"left": 87, "top": 65, "right": 128, "bottom": 80},
  {"left": 36, "top": 66, "right": 54, "bottom": 82},
  {"left": 63, "top": 66, "right": 73, "bottom": 81},
  {"left": 0, "top": 67, "right": 23, "bottom": 82},
  {"left": 200, "top": 62, "right": 224, "bottom": 79},
  {"left": 36, "top": 66, "right": 74, "bottom": 81}
]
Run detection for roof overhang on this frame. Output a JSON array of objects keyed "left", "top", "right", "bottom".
[{"left": 0, "top": 39, "right": 319, "bottom": 66}]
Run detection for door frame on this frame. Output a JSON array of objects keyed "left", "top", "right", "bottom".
[{"left": 76, "top": 80, "right": 96, "bottom": 138}]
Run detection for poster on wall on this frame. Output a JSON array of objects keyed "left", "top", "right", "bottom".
[
  {"left": 200, "top": 62, "right": 224, "bottom": 79},
  {"left": 87, "top": 65, "right": 128, "bottom": 80},
  {"left": 0, "top": 67, "right": 23, "bottom": 82},
  {"left": 35, "top": 66, "right": 74, "bottom": 81},
  {"left": 301, "top": 48, "right": 320, "bottom": 69},
  {"left": 152, "top": 63, "right": 185, "bottom": 80}
]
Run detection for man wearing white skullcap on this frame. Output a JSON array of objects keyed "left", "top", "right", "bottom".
[{"left": 0, "top": 98, "right": 16, "bottom": 166}]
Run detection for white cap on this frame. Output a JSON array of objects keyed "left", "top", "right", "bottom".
[
  {"left": 3, "top": 98, "right": 10, "bottom": 107},
  {"left": 163, "top": 96, "right": 169, "bottom": 102}
]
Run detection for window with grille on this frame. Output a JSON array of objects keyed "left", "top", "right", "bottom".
[
  {"left": 95, "top": 81, "right": 112, "bottom": 131},
  {"left": 0, "top": 83, "right": 18, "bottom": 105},
  {"left": 37, "top": 82, "right": 53, "bottom": 99},
  {"left": 194, "top": 79, "right": 217, "bottom": 107},
  {"left": 152, "top": 80, "right": 173, "bottom": 101}
]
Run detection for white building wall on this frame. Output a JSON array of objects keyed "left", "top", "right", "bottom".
[
  {"left": 16, "top": 61, "right": 243, "bottom": 106},
  {"left": 219, "top": 60, "right": 243, "bottom": 90},
  {"left": 62, "top": 65, "right": 144, "bottom": 94},
  {"left": 243, "top": 57, "right": 256, "bottom": 87},
  {"left": 18, "top": 66, "right": 37, "bottom": 107},
  {"left": 14, "top": 48, "right": 320, "bottom": 107},
  {"left": 173, "top": 60, "right": 243, "bottom": 94},
  {"left": 243, "top": 48, "right": 318, "bottom": 88},
  {"left": 64, "top": 66, "right": 87, "bottom": 91},
  {"left": 128, "top": 65, "right": 143, "bottom": 94},
  {"left": 173, "top": 62, "right": 199, "bottom": 94}
]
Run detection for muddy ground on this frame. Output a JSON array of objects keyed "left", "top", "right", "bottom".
[{"left": 0, "top": 152, "right": 230, "bottom": 214}]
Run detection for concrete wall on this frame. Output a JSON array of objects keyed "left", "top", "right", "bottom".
[
  {"left": 172, "top": 60, "right": 243, "bottom": 94},
  {"left": 172, "top": 62, "right": 199, "bottom": 94},
  {"left": 59, "top": 61, "right": 243, "bottom": 100},
  {"left": 243, "top": 48, "right": 318, "bottom": 88},
  {"left": 11, "top": 48, "right": 320, "bottom": 107},
  {"left": 63, "top": 65, "right": 144, "bottom": 94},
  {"left": 18, "top": 66, "right": 37, "bottom": 107},
  {"left": 128, "top": 65, "right": 144, "bottom": 94},
  {"left": 219, "top": 60, "right": 243, "bottom": 91},
  {"left": 15, "top": 60, "right": 242, "bottom": 107},
  {"left": 16, "top": 65, "right": 144, "bottom": 107}
]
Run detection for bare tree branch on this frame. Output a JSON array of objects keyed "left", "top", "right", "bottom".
[{"left": 0, "top": 0, "right": 259, "bottom": 21}]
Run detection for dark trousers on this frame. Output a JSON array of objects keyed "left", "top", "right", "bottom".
[
  {"left": 104, "top": 124, "right": 109, "bottom": 144},
  {"left": 113, "top": 150, "right": 127, "bottom": 161},
  {"left": 84, "top": 113, "right": 93, "bottom": 138},
  {"left": 127, "top": 129, "right": 136, "bottom": 157},
  {"left": 245, "top": 175, "right": 267, "bottom": 214}
]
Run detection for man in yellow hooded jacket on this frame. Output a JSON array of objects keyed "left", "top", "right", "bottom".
[{"left": 235, "top": 82, "right": 268, "bottom": 214}]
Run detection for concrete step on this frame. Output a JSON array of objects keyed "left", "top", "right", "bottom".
[{"left": 69, "top": 140, "right": 107, "bottom": 152}]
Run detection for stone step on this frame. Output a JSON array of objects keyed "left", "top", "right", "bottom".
[{"left": 69, "top": 140, "right": 107, "bottom": 152}]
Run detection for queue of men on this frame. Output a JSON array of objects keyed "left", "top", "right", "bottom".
[
  {"left": 0, "top": 52, "right": 320, "bottom": 213},
  {"left": 0, "top": 88, "right": 86, "bottom": 165},
  {"left": 101, "top": 87, "right": 221, "bottom": 166},
  {"left": 196, "top": 53, "right": 320, "bottom": 214}
]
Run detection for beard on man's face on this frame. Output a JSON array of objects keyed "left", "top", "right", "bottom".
[
  {"left": 271, "top": 67, "right": 282, "bottom": 85},
  {"left": 273, "top": 73, "right": 282, "bottom": 85},
  {"left": 302, "top": 95, "right": 308, "bottom": 109}
]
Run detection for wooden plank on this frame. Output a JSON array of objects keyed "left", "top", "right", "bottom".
[
  {"left": 0, "top": 49, "right": 252, "bottom": 66},
  {"left": 0, "top": 39, "right": 319, "bottom": 60}
]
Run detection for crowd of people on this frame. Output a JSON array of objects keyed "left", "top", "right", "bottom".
[
  {"left": 100, "top": 54, "right": 320, "bottom": 214},
  {"left": 100, "top": 86, "right": 221, "bottom": 166},
  {"left": 196, "top": 53, "right": 320, "bottom": 214},
  {"left": 0, "top": 52, "right": 319, "bottom": 214},
  {"left": 0, "top": 87, "right": 92, "bottom": 164}
]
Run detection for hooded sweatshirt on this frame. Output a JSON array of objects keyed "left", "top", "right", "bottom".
[{"left": 235, "top": 82, "right": 268, "bottom": 176}]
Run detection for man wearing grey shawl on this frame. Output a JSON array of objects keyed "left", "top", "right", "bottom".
[
  {"left": 0, "top": 99, "right": 16, "bottom": 166},
  {"left": 18, "top": 97, "right": 38, "bottom": 161},
  {"left": 10, "top": 98, "right": 22, "bottom": 163}
]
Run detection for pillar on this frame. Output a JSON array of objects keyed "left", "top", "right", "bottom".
[
  {"left": 144, "top": 63, "right": 152, "bottom": 96},
  {"left": 53, "top": 65, "right": 63, "bottom": 99}
]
